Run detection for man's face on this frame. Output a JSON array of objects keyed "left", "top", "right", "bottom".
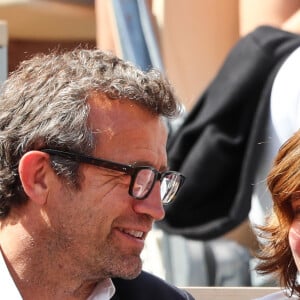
[{"left": 49, "top": 95, "right": 167, "bottom": 281}]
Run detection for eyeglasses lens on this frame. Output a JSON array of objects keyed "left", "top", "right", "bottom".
[
  {"left": 161, "top": 173, "right": 181, "bottom": 204},
  {"left": 132, "top": 169, "right": 182, "bottom": 204},
  {"left": 132, "top": 169, "right": 156, "bottom": 199}
]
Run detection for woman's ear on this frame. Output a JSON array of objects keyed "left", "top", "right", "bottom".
[{"left": 18, "top": 151, "right": 51, "bottom": 205}]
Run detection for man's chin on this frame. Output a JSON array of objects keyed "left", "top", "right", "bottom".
[
  {"left": 118, "top": 263, "right": 142, "bottom": 280},
  {"left": 109, "top": 255, "right": 143, "bottom": 280},
  {"left": 119, "top": 272, "right": 141, "bottom": 280}
]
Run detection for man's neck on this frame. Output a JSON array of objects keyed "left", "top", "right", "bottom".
[
  {"left": 0, "top": 225, "right": 100, "bottom": 300},
  {"left": 1, "top": 245, "right": 99, "bottom": 299}
]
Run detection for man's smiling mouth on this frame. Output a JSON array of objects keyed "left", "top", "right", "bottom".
[{"left": 119, "top": 228, "right": 146, "bottom": 239}]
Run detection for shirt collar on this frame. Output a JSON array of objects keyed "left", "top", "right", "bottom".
[
  {"left": 0, "top": 249, "right": 23, "bottom": 299},
  {"left": 87, "top": 278, "right": 116, "bottom": 300}
]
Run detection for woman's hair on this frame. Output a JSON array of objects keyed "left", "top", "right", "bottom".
[
  {"left": 0, "top": 49, "right": 182, "bottom": 218},
  {"left": 256, "top": 129, "right": 300, "bottom": 296}
]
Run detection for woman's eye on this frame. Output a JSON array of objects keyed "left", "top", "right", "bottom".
[
  {"left": 293, "top": 207, "right": 300, "bottom": 216},
  {"left": 291, "top": 200, "right": 300, "bottom": 217}
]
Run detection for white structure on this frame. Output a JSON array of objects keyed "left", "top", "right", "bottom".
[{"left": 0, "top": 20, "right": 8, "bottom": 83}]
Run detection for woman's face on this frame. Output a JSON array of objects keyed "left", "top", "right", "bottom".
[{"left": 289, "top": 196, "right": 300, "bottom": 270}]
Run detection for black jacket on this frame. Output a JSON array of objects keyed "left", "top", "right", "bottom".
[
  {"left": 157, "top": 26, "right": 300, "bottom": 240},
  {"left": 112, "top": 271, "right": 195, "bottom": 300}
]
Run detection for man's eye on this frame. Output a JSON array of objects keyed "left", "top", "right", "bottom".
[{"left": 119, "top": 174, "right": 131, "bottom": 184}]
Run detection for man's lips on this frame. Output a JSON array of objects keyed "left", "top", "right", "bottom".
[{"left": 118, "top": 227, "right": 148, "bottom": 240}]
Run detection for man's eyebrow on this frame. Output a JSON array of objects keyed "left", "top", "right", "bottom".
[{"left": 130, "top": 160, "right": 168, "bottom": 171}]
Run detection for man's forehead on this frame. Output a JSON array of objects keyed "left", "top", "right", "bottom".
[
  {"left": 87, "top": 94, "right": 162, "bottom": 124},
  {"left": 87, "top": 93, "right": 166, "bottom": 135},
  {"left": 88, "top": 91, "right": 165, "bottom": 114}
]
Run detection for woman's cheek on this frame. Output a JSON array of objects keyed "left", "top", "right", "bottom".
[{"left": 289, "top": 224, "right": 300, "bottom": 262}]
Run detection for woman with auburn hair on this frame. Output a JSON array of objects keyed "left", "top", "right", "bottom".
[{"left": 255, "top": 129, "right": 300, "bottom": 299}]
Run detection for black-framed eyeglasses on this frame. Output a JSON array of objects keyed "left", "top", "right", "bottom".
[{"left": 41, "top": 149, "right": 185, "bottom": 205}]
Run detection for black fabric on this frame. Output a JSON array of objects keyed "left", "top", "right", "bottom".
[
  {"left": 111, "top": 271, "right": 195, "bottom": 300},
  {"left": 157, "top": 26, "right": 300, "bottom": 240}
]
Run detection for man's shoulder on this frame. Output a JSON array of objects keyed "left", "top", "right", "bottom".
[{"left": 111, "top": 271, "right": 195, "bottom": 300}]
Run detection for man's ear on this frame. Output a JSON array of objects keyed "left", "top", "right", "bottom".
[{"left": 18, "top": 151, "right": 51, "bottom": 205}]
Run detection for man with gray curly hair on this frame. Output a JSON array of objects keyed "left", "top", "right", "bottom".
[{"left": 0, "top": 49, "right": 192, "bottom": 300}]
